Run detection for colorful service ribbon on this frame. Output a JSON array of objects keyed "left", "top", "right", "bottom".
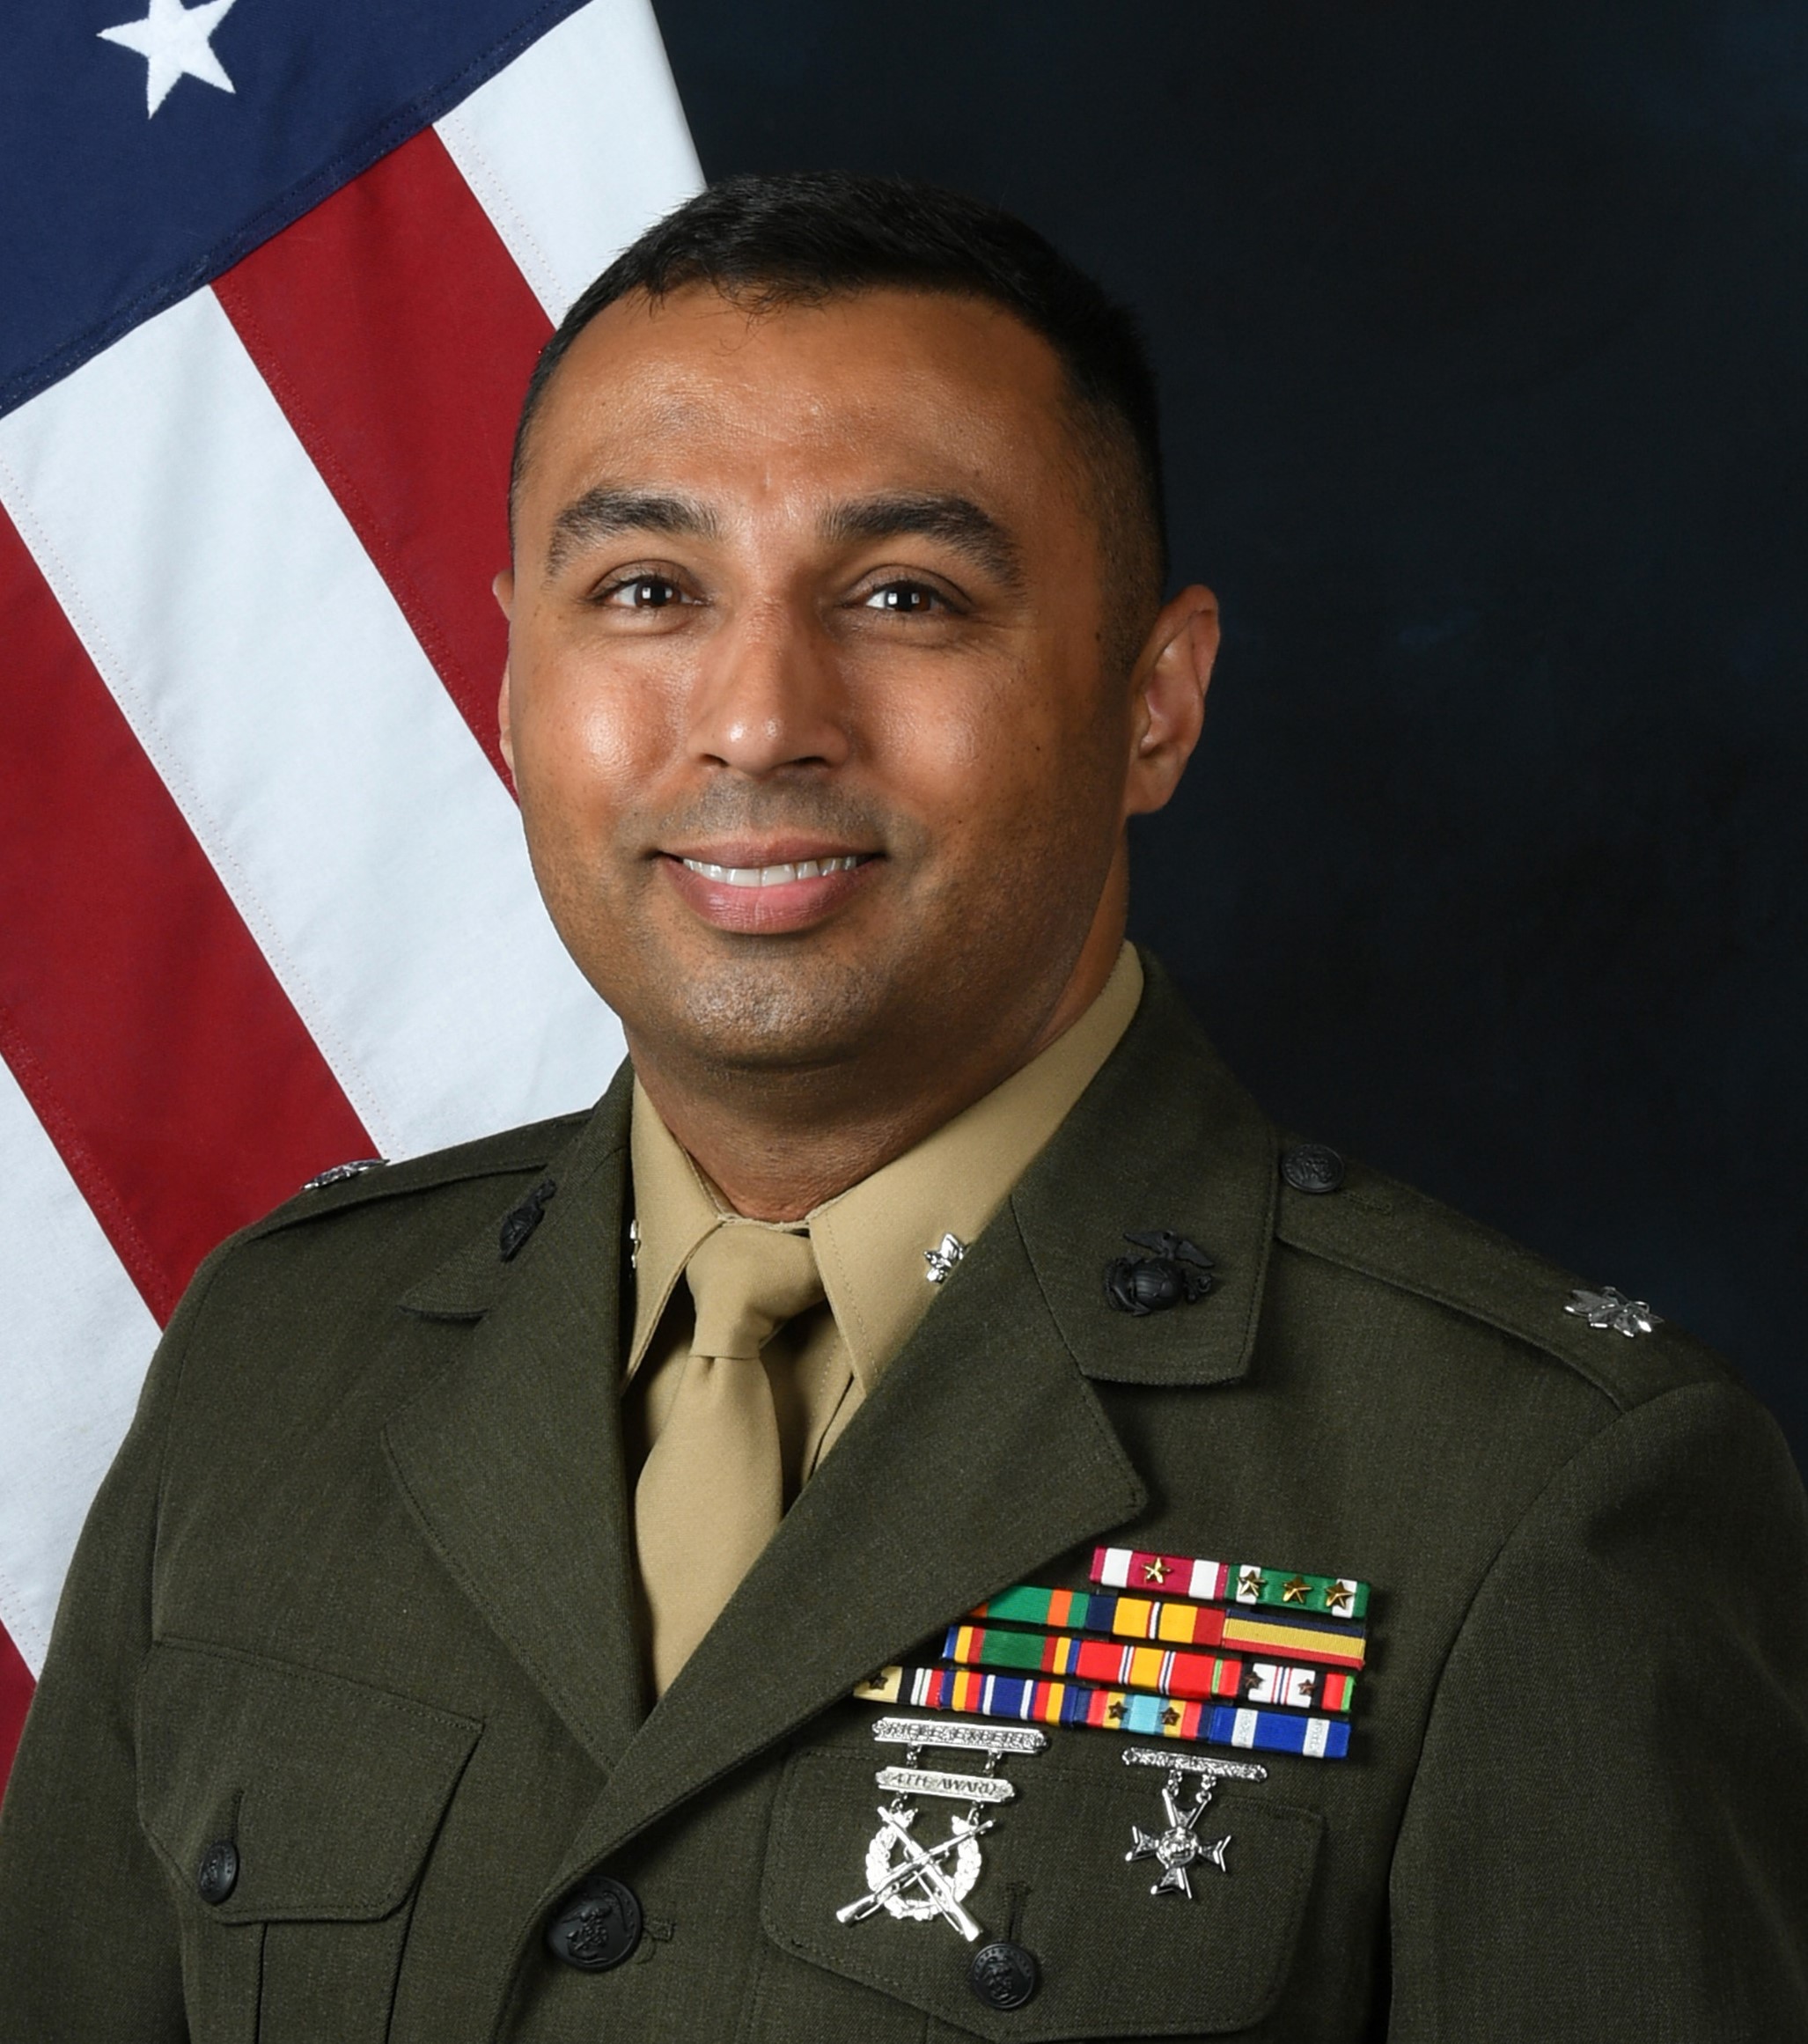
[
  {"left": 855, "top": 1664, "right": 1351, "bottom": 1761},
  {"left": 1091, "top": 1544, "right": 1370, "bottom": 1621},
  {"left": 972, "top": 1583, "right": 1365, "bottom": 1671},
  {"left": 942, "top": 1621, "right": 1355, "bottom": 1714}
]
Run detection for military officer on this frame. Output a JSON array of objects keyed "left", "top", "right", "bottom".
[{"left": 2, "top": 172, "right": 1804, "bottom": 2042}]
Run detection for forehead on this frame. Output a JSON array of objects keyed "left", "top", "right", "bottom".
[{"left": 519, "top": 283, "right": 1081, "bottom": 515}]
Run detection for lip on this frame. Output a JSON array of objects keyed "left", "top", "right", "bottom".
[
  {"left": 660, "top": 837, "right": 878, "bottom": 870},
  {"left": 658, "top": 847, "right": 880, "bottom": 935}
]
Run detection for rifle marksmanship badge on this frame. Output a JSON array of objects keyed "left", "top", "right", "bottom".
[
  {"left": 1121, "top": 1747, "right": 1268, "bottom": 1897},
  {"left": 835, "top": 1717, "right": 1047, "bottom": 1942}
]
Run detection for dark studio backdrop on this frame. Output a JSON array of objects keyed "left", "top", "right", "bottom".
[{"left": 650, "top": 0, "right": 1808, "bottom": 1468}]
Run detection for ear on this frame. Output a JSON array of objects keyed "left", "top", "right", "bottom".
[
  {"left": 493, "top": 571, "right": 517, "bottom": 776},
  {"left": 1124, "top": 585, "right": 1218, "bottom": 819},
  {"left": 497, "top": 664, "right": 515, "bottom": 778}
]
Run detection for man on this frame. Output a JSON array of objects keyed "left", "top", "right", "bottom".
[{"left": 1, "top": 172, "right": 1803, "bottom": 2041}]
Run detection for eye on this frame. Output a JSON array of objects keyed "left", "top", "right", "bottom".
[
  {"left": 862, "top": 580, "right": 947, "bottom": 615},
  {"left": 600, "top": 574, "right": 686, "bottom": 610}
]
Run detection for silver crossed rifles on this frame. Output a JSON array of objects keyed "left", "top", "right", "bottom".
[{"left": 837, "top": 1804, "right": 996, "bottom": 1940}]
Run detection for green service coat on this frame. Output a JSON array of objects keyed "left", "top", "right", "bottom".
[{"left": 2, "top": 964, "right": 1804, "bottom": 2041}]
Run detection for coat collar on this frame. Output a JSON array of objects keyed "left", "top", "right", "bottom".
[
  {"left": 384, "top": 958, "right": 1280, "bottom": 1867},
  {"left": 1017, "top": 954, "right": 1279, "bottom": 1388}
]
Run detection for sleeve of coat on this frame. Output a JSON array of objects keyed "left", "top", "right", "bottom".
[
  {"left": 1385, "top": 1375, "right": 1808, "bottom": 2040},
  {"left": 0, "top": 1254, "right": 220, "bottom": 2042}
]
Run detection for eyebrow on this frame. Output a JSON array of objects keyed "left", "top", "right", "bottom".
[
  {"left": 541, "top": 483, "right": 1024, "bottom": 589},
  {"left": 544, "top": 486, "right": 720, "bottom": 577},
  {"left": 820, "top": 491, "right": 1025, "bottom": 589}
]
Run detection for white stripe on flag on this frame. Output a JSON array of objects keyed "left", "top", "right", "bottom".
[
  {"left": 0, "top": 289, "right": 623, "bottom": 1162},
  {"left": 0, "top": 1066, "right": 158, "bottom": 1675},
  {"left": 436, "top": 0, "right": 703, "bottom": 323},
  {"left": 1098, "top": 1547, "right": 1130, "bottom": 1590}
]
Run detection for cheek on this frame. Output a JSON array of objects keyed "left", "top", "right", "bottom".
[
  {"left": 515, "top": 655, "right": 677, "bottom": 822},
  {"left": 872, "top": 654, "right": 1119, "bottom": 851},
  {"left": 864, "top": 696, "right": 1026, "bottom": 872}
]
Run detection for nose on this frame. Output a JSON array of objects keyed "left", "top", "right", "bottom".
[{"left": 685, "top": 601, "right": 851, "bottom": 776}]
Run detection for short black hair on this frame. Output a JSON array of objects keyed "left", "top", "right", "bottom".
[{"left": 511, "top": 172, "right": 1168, "bottom": 660}]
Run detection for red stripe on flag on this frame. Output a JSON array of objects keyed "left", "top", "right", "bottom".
[
  {"left": 0, "top": 1623, "right": 31, "bottom": 1798},
  {"left": 214, "top": 129, "right": 552, "bottom": 781},
  {"left": 0, "top": 507, "right": 375, "bottom": 1323}
]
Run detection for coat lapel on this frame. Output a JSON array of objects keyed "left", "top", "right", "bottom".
[{"left": 383, "top": 1070, "right": 643, "bottom": 1777}]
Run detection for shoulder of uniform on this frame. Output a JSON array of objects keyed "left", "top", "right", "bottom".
[
  {"left": 1269, "top": 1138, "right": 1733, "bottom": 1412},
  {"left": 241, "top": 1110, "right": 592, "bottom": 1243}
]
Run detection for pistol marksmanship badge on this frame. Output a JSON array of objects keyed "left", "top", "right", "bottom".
[
  {"left": 836, "top": 1717, "right": 1047, "bottom": 1942},
  {"left": 1121, "top": 1747, "right": 1267, "bottom": 1898}
]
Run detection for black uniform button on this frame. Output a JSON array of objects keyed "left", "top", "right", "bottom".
[
  {"left": 1282, "top": 1143, "right": 1346, "bottom": 1195},
  {"left": 546, "top": 1874, "right": 643, "bottom": 1971},
  {"left": 968, "top": 1939, "right": 1040, "bottom": 2011},
  {"left": 196, "top": 1840, "right": 239, "bottom": 1905}
]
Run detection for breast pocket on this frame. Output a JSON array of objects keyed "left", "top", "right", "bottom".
[
  {"left": 136, "top": 1638, "right": 481, "bottom": 2044},
  {"left": 759, "top": 1742, "right": 1323, "bottom": 2041}
]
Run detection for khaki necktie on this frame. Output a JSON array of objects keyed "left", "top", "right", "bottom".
[{"left": 633, "top": 1221, "right": 826, "bottom": 1693}]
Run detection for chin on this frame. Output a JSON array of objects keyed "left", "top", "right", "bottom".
[{"left": 622, "top": 951, "right": 898, "bottom": 1075}]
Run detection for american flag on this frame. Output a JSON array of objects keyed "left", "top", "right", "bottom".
[{"left": 0, "top": 0, "right": 700, "bottom": 1790}]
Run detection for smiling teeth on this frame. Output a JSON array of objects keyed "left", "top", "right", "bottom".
[{"left": 680, "top": 855, "right": 866, "bottom": 887}]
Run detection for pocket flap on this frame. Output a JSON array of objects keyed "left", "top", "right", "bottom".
[
  {"left": 762, "top": 1744, "right": 1323, "bottom": 2040},
  {"left": 137, "top": 1639, "right": 481, "bottom": 1924}
]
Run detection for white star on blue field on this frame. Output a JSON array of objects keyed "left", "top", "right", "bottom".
[{"left": 99, "top": 0, "right": 239, "bottom": 117}]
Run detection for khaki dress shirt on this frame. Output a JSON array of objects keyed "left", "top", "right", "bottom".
[{"left": 621, "top": 946, "right": 1143, "bottom": 1524}]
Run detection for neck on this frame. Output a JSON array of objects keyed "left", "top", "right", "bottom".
[{"left": 629, "top": 887, "right": 1128, "bottom": 1222}]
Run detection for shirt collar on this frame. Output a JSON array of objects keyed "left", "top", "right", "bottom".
[
  {"left": 627, "top": 944, "right": 1144, "bottom": 1388},
  {"left": 626, "top": 1077, "right": 728, "bottom": 1380}
]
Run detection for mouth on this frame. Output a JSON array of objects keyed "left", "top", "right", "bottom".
[
  {"left": 676, "top": 853, "right": 871, "bottom": 888},
  {"left": 658, "top": 846, "right": 880, "bottom": 934}
]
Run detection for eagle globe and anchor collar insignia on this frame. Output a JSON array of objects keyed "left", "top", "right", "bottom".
[
  {"left": 1121, "top": 1747, "right": 1268, "bottom": 1898},
  {"left": 1103, "top": 1230, "right": 1216, "bottom": 1316},
  {"left": 836, "top": 1717, "right": 1047, "bottom": 1944}
]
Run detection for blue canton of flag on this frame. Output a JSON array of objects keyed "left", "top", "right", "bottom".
[{"left": 0, "top": 0, "right": 598, "bottom": 412}]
